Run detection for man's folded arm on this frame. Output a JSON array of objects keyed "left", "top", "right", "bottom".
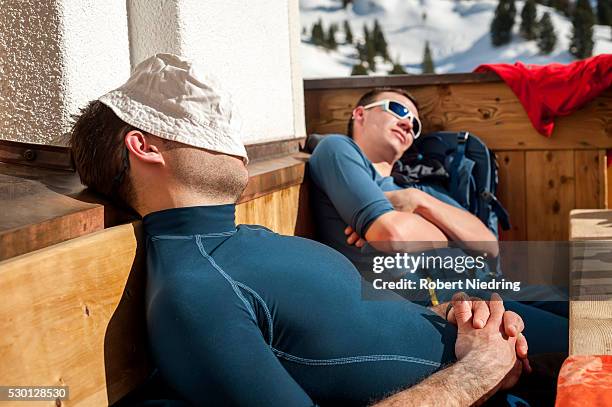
[
  {"left": 364, "top": 211, "right": 448, "bottom": 251},
  {"left": 309, "top": 136, "right": 431, "bottom": 239},
  {"left": 385, "top": 189, "right": 499, "bottom": 257}
]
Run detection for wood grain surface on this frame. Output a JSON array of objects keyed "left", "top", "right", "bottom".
[
  {"left": 496, "top": 151, "right": 526, "bottom": 241},
  {"left": 236, "top": 182, "right": 314, "bottom": 238},
  {"left": 305, "top": 85, "right": 612, "bottom": 150},
  {"left": 0, "top": 223, "right": 149, "bottom": 406},
  {"left": 574, "top": 150, "right": 607, "bottom": 210},
  {"left": 526, "top": 151, "right": 575, "bottom": 240},
  {"left": 0, "top": 173, "right": 104, "bottom": 261}
]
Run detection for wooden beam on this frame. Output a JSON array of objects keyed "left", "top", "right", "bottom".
[
  {"left": 304, "top": 72, "right": 501, "bottom": 90},
  {"left": 0, "top": 173, "right": 103, "bottom": 261},
  {"left": 238, "top": 152, "right": 308, "bottom": 204},
  {"left": 0, "top": 139, "right": 73, "bottom": 171},
  {"left": 305, "top": 85, "right": 612, "bottom": 150}
]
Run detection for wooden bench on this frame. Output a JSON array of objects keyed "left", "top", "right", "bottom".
[{"left": 569, "top": 209, "right": 612, "bottom": 356}]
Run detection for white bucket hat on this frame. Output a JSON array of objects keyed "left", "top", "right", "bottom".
[{"left": 99, "top": 53, "right": 248, "bottom": 163}]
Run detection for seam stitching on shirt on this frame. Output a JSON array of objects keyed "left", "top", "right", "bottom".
[
  {"left": 150, "top": 235, "right": 195, "bottom": 241},
  {"left": 234, "top": 282, "right": 274, "bottom": 346},
  {"left": 272, "top": 348, "right": 441, "bottom": 368},
  {"left": 150, "top": 230, "right": 236, "bottom": 240},
  {"left": 240, "top": 225, "right": 271, "bottom": 232},
  {"left": 199, "top": 230, "right": 237, "bottom": 237},
  {"left": 195, "top": 235, "right": 257, "bottom": 322}
]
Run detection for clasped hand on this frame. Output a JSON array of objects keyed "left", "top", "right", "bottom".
[{"left": 449, "top": 292, "right": 531, "bottom": 390}]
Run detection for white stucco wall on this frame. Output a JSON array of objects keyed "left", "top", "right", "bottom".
[
  {"left": 127, "top": 0, "right": 305, "bottom": 144},
  {"left": 0, "top": 0, "right": 130, "bottom": 146},
  {"left": 0, "top": 0, "right": 303, "bottom": 146}
]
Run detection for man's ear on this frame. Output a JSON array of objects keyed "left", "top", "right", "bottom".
[
  {"left": 124, "top": 130, "right": 165, "bottom": 165},
  {"left": 352, "top": 106, "right": 365, "bottom": 124}
]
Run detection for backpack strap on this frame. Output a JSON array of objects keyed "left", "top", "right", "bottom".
[
  {"left": 448, "top": 135, "right": 467, "bottom": 204},
  {"left": 483, "top": 191, "right": 511, "bottom": 231}
]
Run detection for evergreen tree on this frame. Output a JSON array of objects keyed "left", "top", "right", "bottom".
[
  {"left": 570, "top": 0, "right": 595, "bottom": 58},
  {"left": 351, "top": 62, "right": 368, "bottom": 76},
  {"left": 372, "top": 19, "right": 390, "bottom": 60},
  {"left": 520, "top": 0, "right": 538, "bottom": 40},
  {"left": 421, "top": 41, "right": 435, "bottom": 74},
  {"left": 326, "top": 24, "right": 338, "bottom": 50},
  {"left": 356, "top": 41, "right": 367, "bottom": 62},
  {"left": 597, "top": 0, "right": 612, "bottom": 25},
  {"left": 311, "top": 19, "right": 325, "bottom": 47},
  {"left": 550, "top": 0, "right": 571, "bottom": 17},
  {"left": 366, "top": 38, "right": 377, "bottom": 72},
  {"left": 491, "top": 0, "right": 517, "bottom": 46},
  {"left": 389, "top": 56, "right": 407, "bottom": 75},
  {"left": 343, "top": 20, "right": 353, "bottom": 44},
  {"left": 537, "top": 12, "right": 557, "bottom": 53},
  {"left": 363, "top": 23, "right": 370, "bottom": 44},
  {"left": 356, "top": 39, "right": 376, "bottom": 72}
]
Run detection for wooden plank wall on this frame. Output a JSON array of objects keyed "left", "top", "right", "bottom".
[
  {"left": 305, "top": 77, "right": 612, "bottom": 241},
  {"left": 237, "top": 183, "right": 314, "bottom": 238}
]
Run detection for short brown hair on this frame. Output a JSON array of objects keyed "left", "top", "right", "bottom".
[
  {"left": 69, "top": 101, "right": 141, "bottom": 207},
  {"left": 347, "top": 87, "right": 419, "bottom": 137}
]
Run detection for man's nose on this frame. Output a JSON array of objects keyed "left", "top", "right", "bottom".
[{"left": 398, "top": 118, "right": 413, "bottom": 134}]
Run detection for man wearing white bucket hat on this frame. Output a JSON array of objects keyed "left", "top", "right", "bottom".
[{"left": 70, "top": 54, "right": 548, "bottom": 406}]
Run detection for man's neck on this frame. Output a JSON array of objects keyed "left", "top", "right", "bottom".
[
  {"left": 372, "top": 162, "right": 393, "bottom": 177},
  {"left": 352, "top": 137, "right": 395, "bottom": 177},
  {"left": 137, "top": 188, "right": 236, "bottom": 217}
]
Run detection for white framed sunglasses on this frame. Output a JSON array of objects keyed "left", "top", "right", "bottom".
[{"left": 363, "top": 99, "right": 422, "bottom": 139}]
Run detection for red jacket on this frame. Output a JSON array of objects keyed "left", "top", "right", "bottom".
[{"left": 474, "top": 55, "right": 612, "bottom": 137}]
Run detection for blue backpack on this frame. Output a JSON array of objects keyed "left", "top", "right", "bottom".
[{"left": 392, "top": 131, "right": 511, "bottom": 237}]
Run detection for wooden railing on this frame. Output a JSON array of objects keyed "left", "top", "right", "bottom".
[{"left": 304, "top": 73, "right": 612, "bottom": 241}]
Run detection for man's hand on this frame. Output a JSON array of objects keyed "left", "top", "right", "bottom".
[
  {"left": 344, "top": 225, "right": 367, "bottom": 248},
  {"left": 453, "top": 292, "right": 530, "bottom": 390},
  {"left": 384, "top": 188, "right": 423, "bottom": 213},
  {"left": 430, "top": 297, "right": 530, "bottom": 368},
  {"left": 372, "top": 292, "right": 532, "bottom": 406}
]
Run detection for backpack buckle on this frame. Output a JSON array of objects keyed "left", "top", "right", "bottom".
[{"left": 480, "top": 190, "right": 494, "bottom": 202}]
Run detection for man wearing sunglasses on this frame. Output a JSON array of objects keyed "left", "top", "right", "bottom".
[{"left": 309, "top": 88, "right": 499, "bottom": 279}]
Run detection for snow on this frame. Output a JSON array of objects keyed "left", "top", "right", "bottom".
[{"left": 299, "top": 0, "right": 612, "bottom": 78}]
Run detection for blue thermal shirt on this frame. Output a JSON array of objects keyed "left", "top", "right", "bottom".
[
  {"left": 143, "top": 205, "right": 457, "bottom": 406},
  {"left": 308, "top": 134, "right": 463, "bottom": 267},
  {"left": 142, "top": 204, "right": 567, "bottom": 406}
]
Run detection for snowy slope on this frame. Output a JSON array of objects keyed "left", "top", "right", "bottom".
[{"left": 300, "top": 0, "right": 612, "bottom": 78}]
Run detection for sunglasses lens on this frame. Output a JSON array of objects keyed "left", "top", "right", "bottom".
[
  {"left": 388, "top": 101, "right": 421, "bottom": 138},
  {"left": 388, "top": 101, "right": 409, "bottom": 118},
  {"left": 412, "top": 118, "right": 421, "bottom": 138}
]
